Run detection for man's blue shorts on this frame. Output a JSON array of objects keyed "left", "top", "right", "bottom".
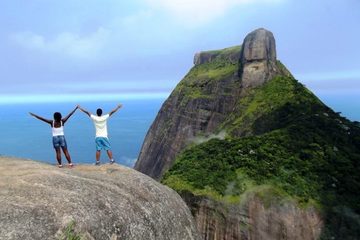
[
  {"left": 52, "top": 136, "right": 67, "bottom": 149},
  {"left": 95, "top": 137, "right": 111, "bottom": 151}
]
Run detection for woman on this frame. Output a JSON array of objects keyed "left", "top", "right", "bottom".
[{"left": 29, "top": 106, "right": 78, "bottom": 168}]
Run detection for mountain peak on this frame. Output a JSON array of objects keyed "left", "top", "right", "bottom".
[
  {"left": 240, "top": 28, "right": 276, "bottom": 63},
  {"left": 239, "top": 28, "right": 278, "bottom": 88}
]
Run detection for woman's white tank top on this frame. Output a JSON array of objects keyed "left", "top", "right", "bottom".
[{"left": 52, "top": 121, "right": 64, "bottom": 136}]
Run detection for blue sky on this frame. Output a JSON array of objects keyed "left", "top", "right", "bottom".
[{"left": 0, "top": 0, "right": 359, "bottom": 103}]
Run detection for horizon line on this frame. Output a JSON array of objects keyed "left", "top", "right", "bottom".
[{"left": 0, "top": 92, "right": 170, "bottom": 104}]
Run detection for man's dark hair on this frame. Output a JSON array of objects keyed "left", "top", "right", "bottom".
[
  {"left": 96, "top": 108, "right": 103, "bottom": 116},
  {"left": 53, "top": 112, "right": 62, "bottom": 122}
]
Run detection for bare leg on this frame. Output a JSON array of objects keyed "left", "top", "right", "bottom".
[
  {"left": 106, "top": 150, "right": 113, "bottom": 160},
  {"left": 62, "top": 147, "right": 72, "bottom": 164},
  {"left": 55, "top": 148, "right": 62, "bottom": 165},
  {"left": 96, "top": 150, "right": 101, "bottom": 162}
]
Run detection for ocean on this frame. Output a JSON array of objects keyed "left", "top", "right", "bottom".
[
  {"left": 0, "top": 99, "right": 165, "bottom": 167},
  {"left": 0, "top": 93, "right": 358, "bottom": 168}
]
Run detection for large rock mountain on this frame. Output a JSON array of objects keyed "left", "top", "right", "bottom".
[
  {"left": 0, "top": 157, "right": 200, "bottom": 240},
  {"left": 135, "top": 28, "right": 290, "bottom": 180},
  {"left": 135, "top": 28, "right": 360, "bottom": 239}
]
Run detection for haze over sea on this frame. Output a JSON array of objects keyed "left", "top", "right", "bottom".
[{"left": 0, "top": 91, "right": 358, "bottom": 167}]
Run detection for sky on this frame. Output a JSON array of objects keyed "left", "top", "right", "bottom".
[{"left": 0, "top": 0, "right": 359, "bottom": 104}]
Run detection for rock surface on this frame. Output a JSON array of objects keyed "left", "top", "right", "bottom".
[
  {"left": 183, "top": 193, "right": 323, "bottom": 240},
  {"left": 0, "top": 157, "right": 200, "bottom": 240},
  {"left": 239, "top": 28, "right": 278, "bottom": 88},
  {"left": 240, "top": 28, "right": 276, "bottom": 62},
  {"left": 134, "top": 61, "right": 241, "bottom": 180},
  {"left": 135, "top": 28, "right": 286, "bottom": 180}
]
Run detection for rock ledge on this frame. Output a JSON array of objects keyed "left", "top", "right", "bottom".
[{"left": 0, "top": 157, "right": 200, "bottom": 240}]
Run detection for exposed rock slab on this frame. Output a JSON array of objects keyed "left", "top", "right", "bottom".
[
  {"left": 240, "top": 28, "right": 276, "bottom": 62},
  {"left": 0, "top": 157, "right": 200, "bottom": 240},
  {"left": 239, "top": 28, "right": 278, "bottom": 88},
  {"left": 135, "top": 71, "right": 241, "bottom": 180}
]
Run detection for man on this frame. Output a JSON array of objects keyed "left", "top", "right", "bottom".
[{"left": 78, "top": 104, "right": 122, "bottom": 165}]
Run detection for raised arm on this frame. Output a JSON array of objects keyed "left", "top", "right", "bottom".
[
  {"left": 109, "top": 104, "right": 122, "bottom": 116},
  {"left": 62, "top": 106, "right": 78, "bottom": 124},
  {"left": 29, "top": 112, "right": 52, "bottom": 125},
  {"left": 78, "top": 105, "right": 91, "bottom": 117}
]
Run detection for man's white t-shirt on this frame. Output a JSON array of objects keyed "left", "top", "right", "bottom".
[{"left": 90, "top": 114, "right": 110, "bottom": 138}]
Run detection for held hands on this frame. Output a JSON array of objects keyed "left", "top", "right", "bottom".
[
  {"left": 77, "top": 105, "right": 84, "bottom": 112},
  {"left": 117, "top": 104, "right": 123, "bottom": 109}
]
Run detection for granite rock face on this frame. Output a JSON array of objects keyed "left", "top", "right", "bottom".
[
  {"left": 134, "top": 62, "right": 241, "bottom": 179},
  {"left": 184, "top": 193, "right": 323, "bottom": 240},
  {"left": 0, "top": 157, "right": 200, "bottom": 240},
  {"left": 135, "top": 28, "right": 285, "bottom": 180},
  {"left": 239, "top": 28, "right": 278, "bottom": 88},
  {"left": 240, "top": 28, "right": 276, "bottom": 62}
]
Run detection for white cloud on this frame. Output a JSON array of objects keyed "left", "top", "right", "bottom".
[
  {"left": 11, "top": 27, "right": 110, "bottom": 59},
  {"left": 144, "top": 0, "right": 284, "bottom": 26},
  {"left": 121, "top": 10, "right": 154, "bottom": 26},
  {"left": 9, "top": 0, "right": 284, "bottom": 59}
]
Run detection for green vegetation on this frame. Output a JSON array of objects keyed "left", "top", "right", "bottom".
[
  {"left": 164, "top": 123, "right": 359, "bottom": 205},
  {"left": 58, "top": 221, "right": 82, "bottom": 240},
  {"left": 276, "top": 60, "right": 293, "bottom": 78},
  {"left": 173, "top": 46, "right": 241, "bottom": 105},
  {"left": 200, "top": 45, "right": 241, "bottom": 60},
  {"left": 163, "top": 75, "right": 360, "bottom": 239},
  {"left": 220, "top": 75, "right": 324, "bottom": 136}
]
